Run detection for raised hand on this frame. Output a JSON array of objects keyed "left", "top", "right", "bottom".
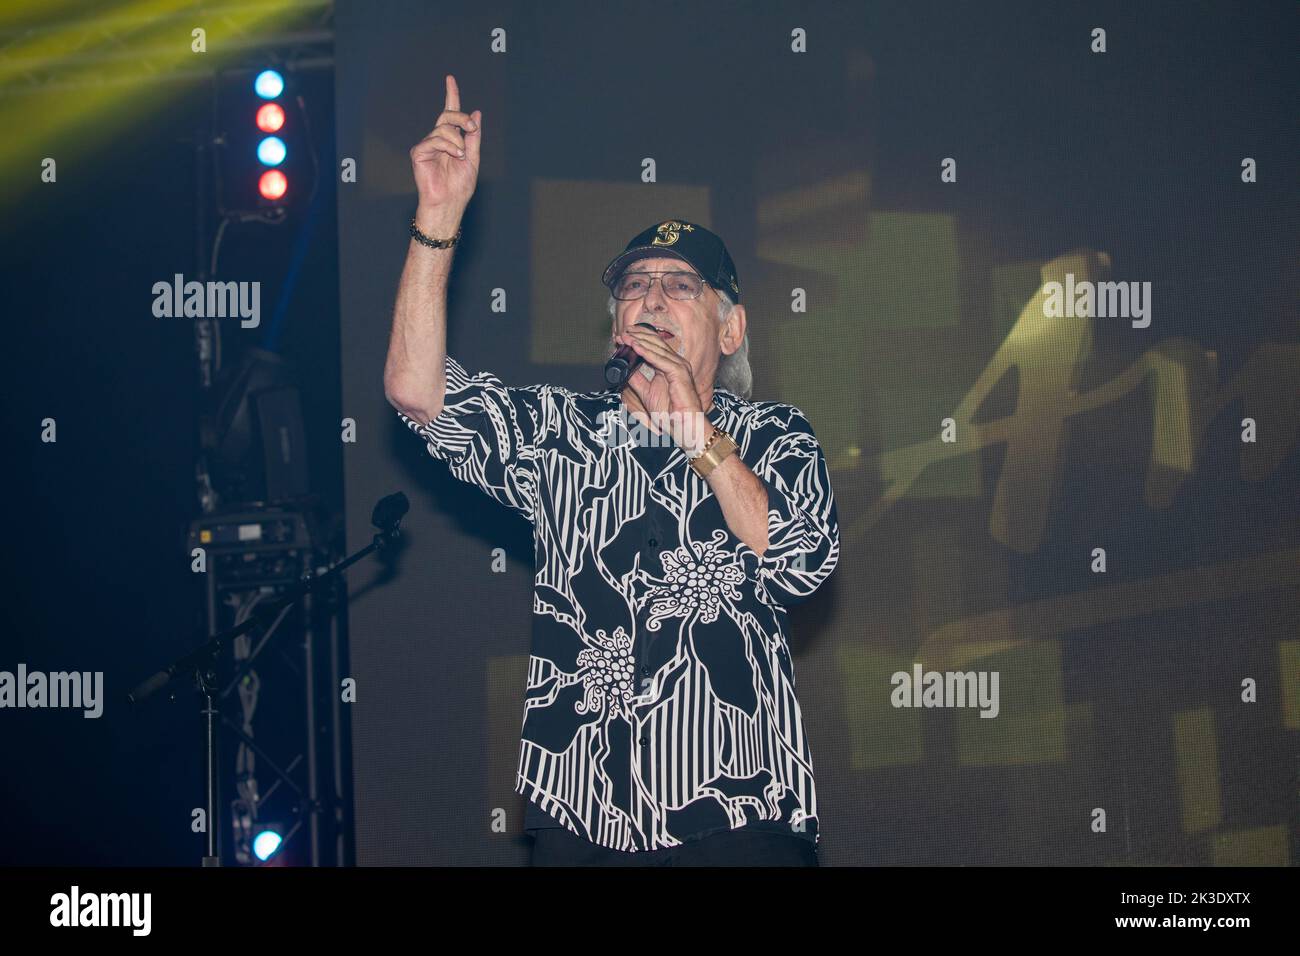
[{"left": 409, "top": 74, "right": 481, "bottom": 216}]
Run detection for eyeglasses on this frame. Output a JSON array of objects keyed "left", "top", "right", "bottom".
[{"left": 610, "top": 270, "right": 710, "bottom": 301}]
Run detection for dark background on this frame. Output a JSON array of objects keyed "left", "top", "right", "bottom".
[{"left": 1, "top": 0, "right": 1296, "bottom": 866}]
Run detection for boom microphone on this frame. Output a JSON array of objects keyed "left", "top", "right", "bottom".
[{"left": 371, "top": 491, "right": 409, "bottom": 531}]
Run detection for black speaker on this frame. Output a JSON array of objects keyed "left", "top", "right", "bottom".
[
  {"left": 206, "top": 348, "right": 313, "bottom": 506},
  {"left": 253, "top": 385, "right": 311, "bottom": 503}
]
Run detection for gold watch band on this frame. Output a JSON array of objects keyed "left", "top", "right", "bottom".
[{"left": 688, "top": 426, "right": 737, "bottom": 479}]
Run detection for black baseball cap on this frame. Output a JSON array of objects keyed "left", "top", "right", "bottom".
[{"left": 601, "top": 219, "right": 741, "bottom": 303}]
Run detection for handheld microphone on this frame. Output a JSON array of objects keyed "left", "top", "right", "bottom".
[{"left": 603, "top": 321, "right": 660, "bottom": 388}]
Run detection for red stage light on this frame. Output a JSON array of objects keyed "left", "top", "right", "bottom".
[
  {"left": 258, "top": 169, "right": 288, "bottom": 200},
  {"left": 256, "top": 103, "right": 286, "bottom": 133}
]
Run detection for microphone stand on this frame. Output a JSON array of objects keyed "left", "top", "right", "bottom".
[{"left": 129, "top": 492, "right": 409, "bottom": 867}]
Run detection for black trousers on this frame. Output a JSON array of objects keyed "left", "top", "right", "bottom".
[{"left": 530, "top": 825, "right": 819, "bottom": 867}]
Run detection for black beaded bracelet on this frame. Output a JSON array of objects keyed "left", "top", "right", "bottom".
[{"left": 409, "top": 217, "right": 462, "bottom": 249}]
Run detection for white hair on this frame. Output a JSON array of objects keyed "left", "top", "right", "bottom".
[{"left": 605, "top": 287, "right": 753, "bottom": 400}]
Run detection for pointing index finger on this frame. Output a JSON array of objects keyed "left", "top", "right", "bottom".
[{"left": 444, "top": 74, "right": 460, "bottom": 114}]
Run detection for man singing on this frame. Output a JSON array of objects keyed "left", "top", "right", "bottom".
[{"left": 384, "top": 76, "right": 840, "bottom": 867}]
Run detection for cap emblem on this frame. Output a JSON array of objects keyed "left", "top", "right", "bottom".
[{"left": 651, "top": 220, "right": 695, "bottom": 246}]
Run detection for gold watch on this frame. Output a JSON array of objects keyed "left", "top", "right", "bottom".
[{"left": 688, "top": 426, "right": 738, "bottom": 479}]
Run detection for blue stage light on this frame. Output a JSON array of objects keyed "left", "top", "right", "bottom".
[
  {"left": 252, "top": 830, "right": 283, "bottom": 861},
  {"left": 254, "top": 69, "right": 284, "bottom": 99},
  {"left": 257, "top": 136, "right": 287, "bottom": 167}
]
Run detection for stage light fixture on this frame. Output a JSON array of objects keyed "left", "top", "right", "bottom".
[
  {"left": 258, "top": 169, "right": 288, "bottom": 200},
  {"left": 252, "top": 829, "right": 283, "bottom": 861},
  {"left": 256, "top": 102, "right": 285, "bottom": 133},
  {"left": 254, "top": 69, "right": 284, "bottom": 99},
  {"left": 257, "top": 136, "right": 287, "bottom": 166}
]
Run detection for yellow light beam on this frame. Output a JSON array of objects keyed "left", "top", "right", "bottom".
[{"left": 0, "top": 0, "right": 316, "bottom": 204}]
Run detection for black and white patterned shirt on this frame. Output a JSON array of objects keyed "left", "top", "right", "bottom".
[{"left": 398, "top": 355, "right": 840, "bottom": 853}]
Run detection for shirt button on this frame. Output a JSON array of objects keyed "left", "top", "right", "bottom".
[
  {"left": 638, "top": 736, "right": 648, "bottom": 745},
  {"left": 640, "top": 665, "right": 649, "bottom": 675},
  {"left": 648, "top": 537, "right": 658, "bottom": 547}
]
